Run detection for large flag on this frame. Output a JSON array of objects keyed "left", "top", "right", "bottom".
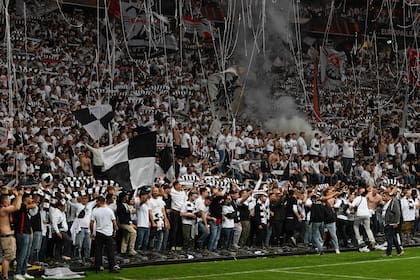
[
  {"left": 108, "top": 0, "right": 121, "bottom": 18},
  {"left": 72, "top": 104, "right": 114, "bottom": 141},
  {"left": 121, "top": 1, "right": 178, "bottom": 57},
  {"left": 102, "top": 132, "right": 157, "bottom": 190},
  {"left": 320, "top": 47, "right": 346, "bottom": 89},
  {"left": 207, "top": 67, "right": 241, "bottom": 118},
  {"left": 182, "top": 16, "right": 217, "bottom": 38},
  {"left": 407, "top": 48, "right": 420, "bottom": 89}
]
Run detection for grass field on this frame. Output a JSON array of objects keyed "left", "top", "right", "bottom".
[{"left": 80, "top": 248, "right": 420, "bottom": 280}]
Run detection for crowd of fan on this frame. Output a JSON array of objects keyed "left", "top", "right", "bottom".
[{"left": 0, "top": 3, "right": 419, "bottom": 280}]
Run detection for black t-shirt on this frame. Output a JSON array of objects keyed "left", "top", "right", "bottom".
[
  {"left": 285, "top": 196, "right": 297, "bottom": 219},
  {"left": 209, "top": 196, "right": 223, "bottom": 219},
  {"left": 270, "top": 197, "right": 286, "bottom": 221},
  {"left": 14, "top": 204, "right": 32, "bottom": 234},
  {"left": 260, "top": 160, "right": 270, "bottom": 173},
  {"left": 238, "top": 202, "right": 250, "bottom": 221},
  {"left": 310, "top": 201, "right": 324, "bottom": 223},
  {"left": 163, "top": 195, "right": 172, "bottom": 210},
  {"left": 30, "top": 206, "right": 42, "bottom": 232}
]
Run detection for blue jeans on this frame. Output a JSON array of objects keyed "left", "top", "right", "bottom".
[
  {"left": 208, "top": 221, "right": 221, "bottom": 252},
  {"left": 324, "top": 222, "right": 339, "bottom": 250},
  {"left": 16, "top": 233, "right": 31, "bottom": 275},
  {"left": 303, "top": 220, "right": 312, "bottom": 245},
  {"left": 136, "top": 227, "right": 150, "bottom": 250},
  {"left": 265, "top": 225, "right": 272, "bottom": 247},
  {"left": 221, "top": 228, "right": 234, "bottom": 249},
  {"left": 218, "top": 149, "right": 227, "bottom": 173},
  {"left": 75, "top": 228, "right": 91, "bottom": 259},
  {"left": 30, "top": 231, "right": 42, "bottom": 263},
  {"left": 149, "top": 228, "right": 164, "bottom": 252},
  {"left": 162, "top": 228, "right": 170, "bottom": 251},
  {"left": 197, "top": 221, "right": 210, "bottom": 249},
  {"left": 311, "top": 222, "right": 324, "bottom": 253}
]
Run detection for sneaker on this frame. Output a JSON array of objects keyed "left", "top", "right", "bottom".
[
  {"left": 128, "top": 250, "right": 137, "bottom": 256},
  {"left": 23, "top": 274, "right": 34, "bottom": 279},
  {"left": 14, "top": 275, "right": 25, "bottom": 280},
  {"left": 62, "top": 256, "right": 71, "bottom": 261},
  {"left": 359, "top": 246, "right": 370, "bottom": 253},
  {"left": 113, "top": 264, "right": 121, "bottom": 271},
  {"left": 397, "top": 251, "right": 404, "bottom": 256},
  {"left": 335, "top": 249, "right": 340, "bottom": 254},
  {"left": 370, "top": 241, "right": 376, "bottom": 248}
]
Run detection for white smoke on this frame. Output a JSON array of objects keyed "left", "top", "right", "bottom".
[{"left": 235, "top": 0, "right": 315, "bottom": 138}]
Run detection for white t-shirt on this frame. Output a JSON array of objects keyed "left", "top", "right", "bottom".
[
  {"left": 401, "top": 197, "right": 416, "bottom": 222},
  {"left": 310, "top": 138, "right": 320, "bottom": 156},
  {"left": 181, "top": 200, "right": 197, "bottom": 225},
  {"left": 148, "top": 197, "right": 166, "bottom": 229},
  {"left": 91, "top": 206, "right": 116, "bottom": 236},
  {"left": 343, "top": 140, "right": 355, "bottom": 158},
  {"left": 310, "top": 160, "right": 322, "bottom": 174},
  {"left": 387, "top": 142, "right": 395, "bottom": 156},
  {"left": 301, "top": 159, "right": 311, "bottom": 173},
  {"left": 328, "top": 142, "right": 339, "bottom": 159},
  {"left": 170, "top": 188, "right": 187, "bottom": 212},
  {"left": 297, "top": 137, "right": 308, "bottom": 155},
  {"left": 222, "top": 204, "right": 235, "bottom": 228},
  {"left": 135, "top": 198, "right": 150, "bottom": 228},
  {"left": 216, "top": 134, "right": 228, "bottom": 150},
  {"left": 181, "top": 133, "right": 191, "bottom": 149},
  {"left": 407, "top": 141, "right": 415, "bottom": 154},
  {"left": 351, "top": 196, "right": 371, "bottom": 217},
  {"left": 290, "top": 139, "right": 298, "bottom": 155}
]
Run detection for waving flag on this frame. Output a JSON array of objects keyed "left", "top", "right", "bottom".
[
  {"left": 320, "top": 47, "right": 346, "bottom": 89},
  {"left": 407, "top": 48, "right": 420, "bottom": 89},
  {"left": 101, "top": 132, "right": 157, "bottom": 190},
  {"left": 72, "top": 104, "right": 114, "bottom": 141}
]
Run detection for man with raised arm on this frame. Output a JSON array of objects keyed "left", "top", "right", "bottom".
[{"left": 0, "top": 187, "right": 23, "bottom": 280}]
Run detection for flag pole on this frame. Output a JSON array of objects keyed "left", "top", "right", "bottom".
[
  {"left": 108, "top": 123, "right": 113, "bottom": 145},
  {"left": 313, "top": 51, "right": 321, "bottom": 122}
]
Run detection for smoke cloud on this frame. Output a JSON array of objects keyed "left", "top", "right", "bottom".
[{"left": 234, "top": 0, "right": 315, "bottom": 138}]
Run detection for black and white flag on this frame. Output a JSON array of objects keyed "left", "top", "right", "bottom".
[
  {"left": 102, "top": 131, "right": 157, "bottom": 190},
  {"left": 72, "top": 104, "right": 114, "bottom": 141}
]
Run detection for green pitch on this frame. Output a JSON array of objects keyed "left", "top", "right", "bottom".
[{"left": 83, "top": 248, "right": 420, "bottom": 280}]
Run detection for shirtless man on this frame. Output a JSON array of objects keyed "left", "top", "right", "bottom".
[
  {"left": 80, "top": 150, "right": 93, "bottom": 176},
  {"left": 0, "top": 188, "right": 23, "bottom": 280},
  {"left": 366, "top": 186, "right": 383, "bottom": 236}
]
